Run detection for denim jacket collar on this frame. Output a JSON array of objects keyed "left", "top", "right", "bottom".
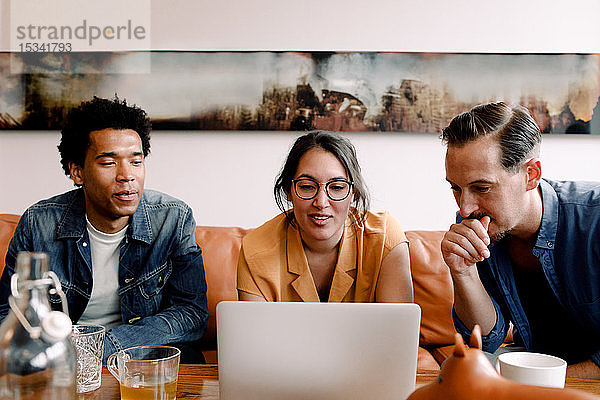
[
  {"left": 129, "top": 196, "right": 154, "bottom": 244},
  {"left": 55, "top": 190, "right": 87, "bottom": 239},
  {"left": 55, "top": 189, "right": 153, "bottom": 244}
]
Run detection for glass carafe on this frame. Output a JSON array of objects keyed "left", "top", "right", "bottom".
[{"left": 0, "top": 252, "right": 76, "bottom": 399}]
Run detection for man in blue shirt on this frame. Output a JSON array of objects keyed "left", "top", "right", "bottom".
[
  {"left": 441, "top": 102, "right": 600, "bottom": 379},
  {"left": 0, "top": 96, "right": 208, "bottom": 363}
]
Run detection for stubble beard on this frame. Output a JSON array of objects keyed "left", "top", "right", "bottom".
[
  {"left": 489, "top": 227, "right": 513, "bottom": 243},
  {"left": 468, "top": 211, "right": 513, "bottom": 244}
]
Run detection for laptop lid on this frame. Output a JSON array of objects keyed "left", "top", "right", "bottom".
[{"left": 217, "top": 301, "right": 421, "bottom": 400}]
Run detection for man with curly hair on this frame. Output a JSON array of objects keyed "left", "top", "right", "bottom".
[{"left": 0, "top": 96, "right": 208, "bottom": 363}]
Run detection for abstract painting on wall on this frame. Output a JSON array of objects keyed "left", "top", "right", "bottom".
[{"left": 1, "top": 51, "right": 599, "bottom": 133}]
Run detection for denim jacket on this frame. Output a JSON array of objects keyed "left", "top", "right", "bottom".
[
  {"left": 453, "top": 179, "right": 600, "bottom": 367},
  {"left": 0, "top": 189, "right": 208, "bottom": 362}
]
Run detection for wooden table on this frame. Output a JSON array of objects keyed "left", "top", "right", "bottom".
[{"left": 79, "top": 365, "right": 600, "bottom": 399}]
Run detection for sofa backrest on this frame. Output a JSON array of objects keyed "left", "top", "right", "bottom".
[
  {"left": 406, "top": 230, "right": 455, "bottom": 347},
  {"left": 194, "top": 226, "right": 249, "bottom": 346},
  {"left": 0, "top": 214, "right": 456, "bottom": 352}
]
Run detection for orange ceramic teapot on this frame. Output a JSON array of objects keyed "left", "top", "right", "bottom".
[{"left": 408, "top": 326, "right": 597, "bottom": 400}]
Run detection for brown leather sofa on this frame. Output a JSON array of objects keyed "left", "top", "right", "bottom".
[{"left": 0, "top": 214, "right": 457, "bottom": 370}]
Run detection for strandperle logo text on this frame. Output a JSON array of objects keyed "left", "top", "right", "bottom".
[{"left": 15, "top": 19, "right": 146, "bottom": 46}]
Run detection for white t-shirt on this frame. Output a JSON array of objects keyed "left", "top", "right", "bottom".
[{"left": 78, "top": 216, "right": 125, "bottom": 329}]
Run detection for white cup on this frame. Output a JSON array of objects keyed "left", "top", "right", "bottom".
[{"left": 495, "top": 351, "right": 567, "bottom": 388}]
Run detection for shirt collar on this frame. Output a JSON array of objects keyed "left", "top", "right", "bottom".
[
  {"left": 287, "top": 217, "right": 357, "bottom": 302},
  {"left": 535, "top": 178, "right": 558, "bottom": 250}
]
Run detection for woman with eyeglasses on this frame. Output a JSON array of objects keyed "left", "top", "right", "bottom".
[{"left": 237, "top": 130, "right": 413, "bottom": 303}]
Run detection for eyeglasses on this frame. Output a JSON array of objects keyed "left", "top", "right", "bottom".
[{"left": 292, "top": 178, "right": 353, "bottom": 201}]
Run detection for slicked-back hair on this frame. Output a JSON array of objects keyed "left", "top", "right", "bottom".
[
  {"left": 274, "top": 130, "right": 370, "bottom": 227},
  {"left": 58, "top": 95, "right": 152, "bottom": 177},
  {"left": 441, "top": 102, "right": 541, "bottom": 172}
]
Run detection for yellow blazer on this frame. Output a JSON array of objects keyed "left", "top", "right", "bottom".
[{"left": 237, "top": 211, "right": 407, "bottom": 302}]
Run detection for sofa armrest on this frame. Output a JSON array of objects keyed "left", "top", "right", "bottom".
[{"left": 0, "top": 214, "right": 20, "bottom": 278}]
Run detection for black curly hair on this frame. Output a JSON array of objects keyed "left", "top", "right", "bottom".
[{"left": 58, "top": 95, "right": 152, "bottom": 177}]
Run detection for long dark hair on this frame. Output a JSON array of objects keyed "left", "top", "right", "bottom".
[{"left": 274, "top": 131, "right": 370, "bottom": 226}]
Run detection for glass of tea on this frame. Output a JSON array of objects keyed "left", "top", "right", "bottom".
[{"left": 107, "top": 345, "right": 180, "bottom": 400}]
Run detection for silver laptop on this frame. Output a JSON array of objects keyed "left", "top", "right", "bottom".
[{"left": 217, "top": 301, "right": 421, "bottom": 400}]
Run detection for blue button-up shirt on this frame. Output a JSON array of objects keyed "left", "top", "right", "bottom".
[
  {"left": 453, "top": 179, "right": 600, "bottom": 367},
  {"left": 0, "top": 189, "right": 208, "bottom": 363}
]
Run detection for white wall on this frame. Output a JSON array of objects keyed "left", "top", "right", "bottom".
[
  {"left": 2, "top": 131, "right": 599, "bottom": 230},
  {"left": 2, "top": 0, "right": 600, "bottom": 230},
  {"left": 148, "top": 0, "right": 600, "bottom": 53},
  {"left": 3, "top": 0, "right": 600, "bottom": 52}
]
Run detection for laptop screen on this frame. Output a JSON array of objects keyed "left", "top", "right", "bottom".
[{"left": 217, "top": 301, "right": 421, "bottom": 400}]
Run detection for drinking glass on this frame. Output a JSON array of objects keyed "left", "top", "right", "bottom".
[
  {"left": 107, "top": 345, "right": 181, "bottom": 400},
  {"left": 71, "top": 324, "right": 106, "bottom": 393}
]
